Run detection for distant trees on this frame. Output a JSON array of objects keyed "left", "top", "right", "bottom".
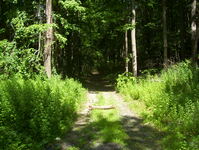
[{"left": 0, "top": 0, "right": 198, "bottom": 78}]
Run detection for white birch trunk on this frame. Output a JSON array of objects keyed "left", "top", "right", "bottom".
[
  {"left": 125, "top": 31, "right": 129, "bottom": 73},
  {"left": 131, "top": 4, "right": 137, "bottom": 76}
]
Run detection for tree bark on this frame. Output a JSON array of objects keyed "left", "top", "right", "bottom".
[
  {"left": 125, "top": 31, "right": 129, "bottom": 73},
  {"left": 44, "top": 0, "right": 53, "bottom": 78},
  {"left": 131, "top": 2, "right": 137, "bottom": 77},
  {"left": 163, "top": 0, "right": 168, "bottom": 67},
  {"left": 179, "top": 1, "right": 186, "bottom": 60},
  {"left": 38, "top": 0, "right": 42, "bottom": 57},
  {"left": 191, "top": 0, "right": 198, "bottom": 67}
]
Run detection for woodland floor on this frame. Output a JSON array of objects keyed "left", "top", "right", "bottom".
[{"left": 49, "top": 73, "right": 164, "bottom": 150}]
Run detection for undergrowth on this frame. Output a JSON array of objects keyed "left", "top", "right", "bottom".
[
  {"left": 117, "top": 61, "right": 199, "bottom": 150},
  {"left": 0, "top": 75, "right": 86, "bottom": 150}
]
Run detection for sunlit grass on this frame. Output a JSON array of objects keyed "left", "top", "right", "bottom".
[
  {"left": 65, "top": 93, "right": 129, "bottom": 149},
  {"left": 117, "top": 61, "right": 199, "bottom": 149},
  {"left": 90, "top": 94, "right": 128, "bottom": 146}
]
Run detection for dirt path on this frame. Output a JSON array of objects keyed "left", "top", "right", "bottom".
[
  {"left": 51, "top": 74, "right": 163, "bottom": 150},
  {"left": 100, "top": 92, "right": 163, "bottom": 150},
  {"left": 59, "top": 91, "right": 99, "bottom": 150}
]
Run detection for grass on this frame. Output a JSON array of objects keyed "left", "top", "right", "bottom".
[
  {"left": 126, "top": 99, "right": 149, "bottom": 117},
  {"left": 66, "top": 93, "right": 128, "bottom": 150},
  {"left": 117, "top": 61, "right": 199, "bottom": 150},
  {"left": 90, "top": 94, "right": 128, "bottom": 146}
]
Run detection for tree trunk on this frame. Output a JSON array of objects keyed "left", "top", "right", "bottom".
[
  {"left": 179, "top": 1, "right": 186, "bottom": 60},
  {"left": 38, "top": 0, "right": 42, "bottom": 57},
  {"left": 131, "top": 2, "right": 137, "bottom": 77},
  {"left": 191, "top": 0, "right": 198, "bottom": 67},
  {"left": 125, "top": 31, "right": 129, "bottom": 73},
  {"left": 163, "top": 0, "right": 168, "bottom": 67},
  {"left": 44, "top": 0, "right": 53, "bottom": 78}
]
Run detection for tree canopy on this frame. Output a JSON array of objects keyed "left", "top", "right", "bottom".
[{"left": 0, "top": 0, "right": 198, "bottom": 77}]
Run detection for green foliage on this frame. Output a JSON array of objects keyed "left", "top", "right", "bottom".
[
  {"left": 54, "top": 32, "right": 68, "bottom": 48},
  {"left": 0, "top": 40, "right": 17, "bottom": 77},
  {"left": 116, "top": 72, "right": 136, "bottom": 91},
  {"left": 0, "top": 9, "right": 50, "bottom": 78},
  {"left": 120, "top": 23, "right": 136, "bottom": 31},
  {"left": 0, "top": 76, "right": 86, "bottom": 150},
  {"left": 1, "top": 0, "right": 196, "bottom": 77},
  {"left": 11, "top": 10, "right": 49, "bottom": 44},
  {"left": 117, "top": 61, "right": 199, "bottom": 149},
  {"left": 67, "top": 147, "right": 80, "bottom": 150},
  {"left": 59, "top": 0, "right": 86, "bottom": 12},
  {"left": 0, "top": 40, "right": 42, "bottom": 78}
]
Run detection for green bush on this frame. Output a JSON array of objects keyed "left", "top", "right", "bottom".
[
  {"left": 0, "top": 76, "right": 86, "bottom": 149},
  {"left": 117, "top": 61, "right": 199, "bottom": 149},
  {"left": 0, "top": 40, "right": 43, "bottom": 78}
]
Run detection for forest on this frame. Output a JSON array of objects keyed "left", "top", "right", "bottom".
[{"left": 0, "top": 0, "right": 199, "bottom": 150}]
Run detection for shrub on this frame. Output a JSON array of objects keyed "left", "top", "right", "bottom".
[{"left": 0, "top": 76, "right": 86, "bottom": 149}]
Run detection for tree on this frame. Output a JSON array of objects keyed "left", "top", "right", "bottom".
[
  {"left": 125, "top": 30, "right": 129, "bottom": 73},
  {"left": 44, "top": 0, "right": 53, "bottom": 78},
  {"left": 191, "top": 0, "right": 198, "bottom": 66},
  {"left": 163, "top": 0, "right": 168, "bottom": 67},
  {"left": 131, "top": 1, "right": 137, "bottom": 76},
  {"left": 37, "top": 0, "right": 43, "bottom": 54},
  {"left": 0, "top": 0, "right": 198, "bottom": 78}
]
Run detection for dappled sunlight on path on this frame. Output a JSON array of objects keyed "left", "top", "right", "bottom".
[
  {"left": 48, "top": 74, "right": 163, "bottom": 150},
  {"left": 100, "top": 92, "right": 163, "bottom": 150}
]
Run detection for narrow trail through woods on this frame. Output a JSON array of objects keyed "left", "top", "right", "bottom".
[{"left": 59, "top": 73, "right": 163, "bottom": 150}]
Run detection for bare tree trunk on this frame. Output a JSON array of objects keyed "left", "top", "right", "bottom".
[
  {"left": 38, "top": 0, "right": 42, "bottom": 57},
  {"left": 125, "top": 31, "right": 129, "bottom": 73},
  {"left": 191, "top": 0, "right": 198, "bottom": 67},
  {"left": 131, "top": 2, "right": 137, "bottom": 77},
  {"left": 44, "top": 0, "right": 53, "bottom": 78},
  {"left": 179, "top": 1, "right": 186, "bottom": 60},
  {"left": 163, "top": 0, "right": 168, "bottom": 67}
]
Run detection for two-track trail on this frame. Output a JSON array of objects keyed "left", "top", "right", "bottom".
[{"left": 52, "top": 73, "right": 163, "bottom": 150}]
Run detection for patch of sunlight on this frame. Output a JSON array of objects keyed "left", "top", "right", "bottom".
[
  {"left": 90, "top": 94, "right": 129, "bottom": 146},
  {"left": 128, "top": 99, "right": 149, "bottom": 117},
  {"left": 67, "top": 147, "right": 80, "bottom": 150}
]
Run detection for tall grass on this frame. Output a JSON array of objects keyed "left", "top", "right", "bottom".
[
  {"left": 0, "top": 76, "right": 86, "bottom": 150},
  {"left": 117, "top": 61, "right": 199, "bottom": 150}
]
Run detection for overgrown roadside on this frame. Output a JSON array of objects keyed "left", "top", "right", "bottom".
[
  {"left": 0, "top": 76, "right": 86, "bottom": 150},
  {"left": 117, "top": 62, "right": 199, "bottom": 149}
]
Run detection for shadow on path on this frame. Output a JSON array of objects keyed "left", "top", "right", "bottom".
[
  {"left": 47, "top": 73, "right": 164, "bottom": 150},
  {"left": 121, "top": 116, "right": 163, "bottom": 150},
  {"left": 60, "top": 114, "right": 163, "bottom": 150},
  {"left": 81, "top": 72, "right": 115, "bottom": 92}
]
